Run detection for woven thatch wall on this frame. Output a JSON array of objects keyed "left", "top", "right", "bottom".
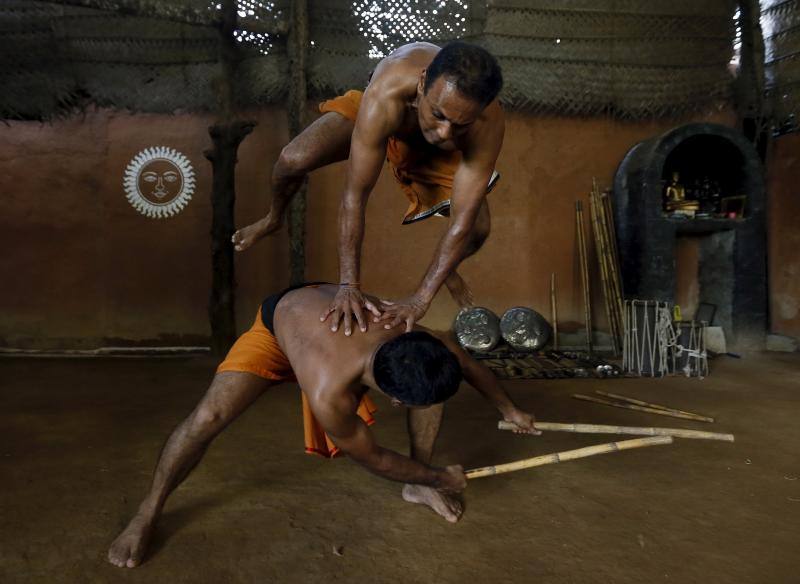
[
  {"left": 762, "top": 0, "right": 800, "bottom": 129},
  {"left": 0, "top": 0, "right": 747, "bottom": 119}
]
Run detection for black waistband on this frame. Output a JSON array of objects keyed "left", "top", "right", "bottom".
[{"left": 260, "top": 281, "right": 330, "bottom": 334}]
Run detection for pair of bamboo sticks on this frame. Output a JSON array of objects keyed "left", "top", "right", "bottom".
[
  {"left": 589, "top": 180, "right": 624, "bottom": 355},
  {"left": 573, "top": 390, "right": 714, "bottom": 422},
  {"left": 465, "top": 413, "right": 732, "bottom": 479}
]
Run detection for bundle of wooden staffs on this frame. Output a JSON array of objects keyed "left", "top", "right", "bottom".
[
  {"left": 497, "top": 420, "right": 733, "bottom": 442},
  {"left": 466, "top": 435, "right": 672, "bottom": 479},
  {"left": 573, "top": 390, "right": 715, "bottom": 423},
  {"left": 550, "top": 272, "right": 558, "bottom": 350},
  {"left": 589, "top": 179, "right": 624, "bottom": 355},
  {"left": 575, "top": 200, "right": 592, "bottom": 353}
]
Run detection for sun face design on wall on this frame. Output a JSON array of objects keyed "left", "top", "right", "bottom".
[{"left": 123, "top": 146, "right": 196, "bottom": 218}]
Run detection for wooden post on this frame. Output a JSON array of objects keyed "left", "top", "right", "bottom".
[
  {"left": 287, "top": 0, "right": 309, "bottom": 285},
  {"left": 205, "top": 0, "right": 256, "bottom": 355},
  {"left": 206, "top": 122, "right": 255, "bottom": 356}
]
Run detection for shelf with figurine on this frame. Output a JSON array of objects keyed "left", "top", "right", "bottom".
[{"left": 661, "top": 171, "right": 747, "bottom": 222}]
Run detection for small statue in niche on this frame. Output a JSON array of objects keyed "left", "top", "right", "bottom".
[
  {"left": 664, "top": 171, "right": 686, "bottom": 211},
  {"left": 665, "top": 172, "right": 686, "bottom": 202}
]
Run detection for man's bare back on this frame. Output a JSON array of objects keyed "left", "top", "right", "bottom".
[{"left": 108, "top": 283, "right": 538, "bottom": 568}]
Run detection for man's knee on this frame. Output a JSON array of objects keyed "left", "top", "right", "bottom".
[
  {"left": 187, "top": 405, "right": 228, "bottom": 441},
  {"left": 274, "top": 142, "right": 310, "bottom": 180}
]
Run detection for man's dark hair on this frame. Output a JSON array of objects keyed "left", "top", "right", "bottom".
[
  {"left": 373, "top": 331, "right": 462, "bottom": 406},
  {"left": 424, "top": 41, "right": 503, "bottom": 106}
]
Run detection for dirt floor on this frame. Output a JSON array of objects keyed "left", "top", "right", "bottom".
[{"left": 1, "top": 352, "right": 799, "bottom": 583}]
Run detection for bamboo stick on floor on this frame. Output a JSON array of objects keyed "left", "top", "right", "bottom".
[
  {"left": 497, "top": 421, "right": 733, "bottom": 442},
  {"left": 594, "top": 390, "right": 714, "bottom": 422},
  {"left": 465, "top": 436, "right": 673, "bottom": 479},
  {"left": 573, "top": 394, "right": 713, "bottom": 422}
]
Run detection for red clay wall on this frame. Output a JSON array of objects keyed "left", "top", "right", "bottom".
[
  {"left": 0, "top": 108, "right": 289, "bottom": 349},
  {"left": 304, "top": 109, "right": 736, "bottom": 333},
  {"left": 0, "top": 106, "right": 742, "bottom": 349}
]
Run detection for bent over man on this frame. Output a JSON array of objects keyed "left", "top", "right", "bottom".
[
  {"left": 232, "top": 41, "right": 505, "bottom": 335},
  {"left": 108, "top": 284, "right": 538, "bottom": 568}
]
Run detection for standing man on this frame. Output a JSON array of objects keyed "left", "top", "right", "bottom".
[{"left": 232, "top": 41, "right": 504, "bottom": 335}]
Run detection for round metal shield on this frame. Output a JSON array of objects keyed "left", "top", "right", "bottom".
[
  {"left": 500, "top": 307, "right": 552, "bottom": 351},
  {"left": 454, "top": 307, "right": 501, "bottom": 352}
]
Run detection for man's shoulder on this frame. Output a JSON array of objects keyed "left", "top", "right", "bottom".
[{"left": 305, "top": 382, "right": 363, "bottom": 431}]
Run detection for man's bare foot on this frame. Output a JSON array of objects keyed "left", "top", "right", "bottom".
[
  {"left": 107, "top": 513, "right": 155, "bottom": 568},
  {"left": 445, "top": 272, "right": 474, "bottom": 309},
  {"left": 402, "top": 484, "right": 463, "bottom": 523},
  {"left": 232, "top": 216, "right": 282, "bottom": 252}
]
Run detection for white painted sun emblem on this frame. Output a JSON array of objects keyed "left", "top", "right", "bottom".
[{"left": 123, "top": 146, "right": 196, "bottom": 218}]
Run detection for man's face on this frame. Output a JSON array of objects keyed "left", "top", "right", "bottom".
[{"left": 417, "top": 74, "right": 483, "bottom": 151}]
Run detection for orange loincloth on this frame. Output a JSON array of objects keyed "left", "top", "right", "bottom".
[
  {"left": 319, "top": 90, "right": 463, "bottom": 224},
  {"left": 217, "top": 307, "right": 377, "bottom": 458}
]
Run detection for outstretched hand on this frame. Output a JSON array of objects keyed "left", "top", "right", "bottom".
[
  {"left": 320, "top": 286, "right": 382, "bottom": 335},
  {"left": 377, "top": 296, "right": 429, "bottom": 332},
  {"left": 503, "top": 409, "right": 542, "bottom": 436}
]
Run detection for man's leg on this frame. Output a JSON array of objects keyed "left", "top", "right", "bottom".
[
  {"left": 401, "top": 404, "right": 464, "bottom": 523},
  {"left": 232, "top": 112, "right": 355, "bottom": 251},
  {"left": 108, "top": 371, "right": 275, "bottom": 568},
  {"left": 445, "top": 200, "right": 491, "bottom": 308}
]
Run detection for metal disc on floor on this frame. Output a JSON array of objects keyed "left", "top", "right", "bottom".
[
  {"left": 454, "top": 307, "right": 501, "bottom": 352},
  {"left": 500, "top": 307, "right": 552, "bottom": 351}
]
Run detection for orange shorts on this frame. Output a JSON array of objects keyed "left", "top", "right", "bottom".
[{"left": 217, "top": 307, "right": 377, "bottom": 458}]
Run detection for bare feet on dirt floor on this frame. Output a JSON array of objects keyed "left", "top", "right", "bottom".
[
  {"left": 107, "top": 513, "right": 155, "bottom": 568},
  {"left": 232, "top": 216, "right": 282, "bottom": 252},
  {"left": 402, "top": 484, "right": 464, "bottom": 523}
]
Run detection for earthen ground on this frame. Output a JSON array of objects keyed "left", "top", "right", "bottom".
[{"left": 1, "top": 352, "right": 798, "bottom": 583}]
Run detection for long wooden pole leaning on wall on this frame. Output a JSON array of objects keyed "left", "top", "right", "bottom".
[
  {"left": 576, "top": 201, "right": 592, "bottom": 354},
  {"left": 287, "top": 0, "right": 309, "bottom": 286},
  {"left": 205, "top": 0, "right": 256, "bottom": 355}
]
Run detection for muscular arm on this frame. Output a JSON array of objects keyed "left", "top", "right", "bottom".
[
  {"left": 437, "top": 331, "right": 541, "bottom": 434},
  {"left": 321, "top": 86, "right": 405, "bottom": 335},
  {"left": 380, "top": 105, "right": 505, "bottom": 331},
  {"left": 337, "top": 92, "right": 396, "bottom": 287},
  {"left": 416, "top": 110, "right": 504, "bottom": 303}
]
